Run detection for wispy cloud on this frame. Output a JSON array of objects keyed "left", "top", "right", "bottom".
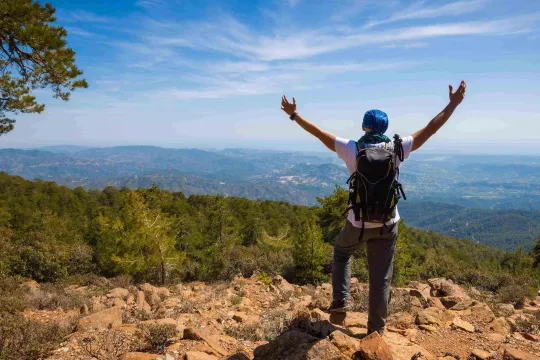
[
  {"left": 364, "top": 0, "right": 489, "bottom": 28},
  {"left": 287, "top": 0, "right": 302, "bottom": 8},
  {"left": 154, "top": 61, "right": 418, "bottom": 100},
  {"left": 147, "top": 15, "right": 540, "bottom": 61},
  {"left": 136, "top": 0, "right": 165, "bottom": 9},
  {"left": 64, "top": 10, "right": 112, "bottom": 23},
  {"left": 65, "top": 27, "right": 95, "bottom": 37}
]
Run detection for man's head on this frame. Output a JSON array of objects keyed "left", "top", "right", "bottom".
[{"left": 362, "top": 109, "right": 388, "bottom": 134}]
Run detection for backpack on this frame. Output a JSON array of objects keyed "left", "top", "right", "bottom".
[{"left": 342, "top": 134, "right": 407, "bottom": 236}]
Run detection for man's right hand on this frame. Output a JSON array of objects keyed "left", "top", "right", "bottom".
[
  {"left": 449, "top": 80, "right": 466, "bottom": 106},
  {"left": 281, "top": 95, "right": 297, "bottom": 117}
]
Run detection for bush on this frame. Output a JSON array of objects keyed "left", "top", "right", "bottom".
[
  {"left": 81, "top": 329, "right": 136, "bottom": 360},
  {"left": 497, "top": 283, "right": 533, "bottom": 309},
  {"left": 26, "top": 283, "right": 87, "bottom": 311},
  {"left": 136, "top": 323, "right": 177, "bottom": 353},
  {"left": 514, "top": 311, "right": 540, "bottom": 335},
  {"left": 0, "top": 313, "right": 75, "bottom": 360}
]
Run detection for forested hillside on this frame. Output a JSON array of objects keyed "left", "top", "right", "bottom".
[
  {"left": 1, "top": 172, "right": 539, "bottom": 293},
  {"left": 399, "top": 201, "right": 540, "bottom": 250}
]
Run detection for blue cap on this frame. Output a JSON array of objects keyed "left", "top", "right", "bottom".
[{"left": 362, "top": 109, "right": 388, "bottom": 134}]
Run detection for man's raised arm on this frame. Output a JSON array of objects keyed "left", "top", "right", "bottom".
[
  {"left": 412, "top": 80, "right": 467, "bottom": 151},
  {"left": 281, "top": 95, "right": 337, "bottom": 152}
]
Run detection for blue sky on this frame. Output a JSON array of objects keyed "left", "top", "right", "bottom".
[{"left": 3, "top": 0, "right": 540, "bottom": 153}]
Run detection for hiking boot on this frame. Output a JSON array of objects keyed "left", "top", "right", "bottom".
[{"left": 326, "top": 299, "right": 350, "bottom": 313}]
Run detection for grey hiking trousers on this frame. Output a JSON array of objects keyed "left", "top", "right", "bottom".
[{"left": 332, "top": 220, "right": 398, "bottom": 334}]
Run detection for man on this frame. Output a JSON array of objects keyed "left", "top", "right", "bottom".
[{"left": 280, "top": 81, "right": 466, "bottom": 335}]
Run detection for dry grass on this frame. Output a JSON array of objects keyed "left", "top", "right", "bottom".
[{"left": 80, "top": 328, "right": 136, "bottom": 360}]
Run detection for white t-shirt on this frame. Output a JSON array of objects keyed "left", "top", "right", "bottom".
[{"left": 335, "top": 136, "right": 414, "bottom": 229}]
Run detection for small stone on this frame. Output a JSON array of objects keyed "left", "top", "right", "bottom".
[
  {"left": 489, "top": 317, "right": 511, "bottom": 336},
  {"left": 419, "top": 324, "right": 437, "bottom": 332},
  {"left": 503, "top": 346, "right": 538, "bottom": 360},
  {"left": 485, "top": 333, "right": 505, "bottom": 344},
  {"left": 452, "top": 318, "right": 475, "bottom": 333},
  {"left": 471, "top": 348, "right": 492, "bottom": 360},
  {"left": 184, "top": 352, "right": 219, "bottom": 360}
]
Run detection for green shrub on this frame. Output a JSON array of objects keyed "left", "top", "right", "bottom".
[
  {"left": 136, "top": 323, "right": 177, "bottom": 353},
  {"left": 257, "top": 272, "right": 272, "bottom": 285}
]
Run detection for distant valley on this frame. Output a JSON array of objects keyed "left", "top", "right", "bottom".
[{"left": 1, "top": 145, "right": 539, "bottom": 250}]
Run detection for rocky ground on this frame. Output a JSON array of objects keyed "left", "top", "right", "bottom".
[{"left": 20, "top": 275, "right": 540, "bottom": 360}]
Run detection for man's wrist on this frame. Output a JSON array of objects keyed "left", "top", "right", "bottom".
[
  {"left": 289, "top": 111, "right": 298, "bottom": 121},
  {"left": 448, "top": 101, "right": 460, "bottom": 109}
]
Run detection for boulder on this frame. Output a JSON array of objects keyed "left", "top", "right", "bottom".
[
  {"left": 356, "top": 332, "right": 393, "bottom": 360},
  {"left": 78, "top": 306, "right": 123, "bottom": 331},
  {"left": 427, "top": 297, "right": 446, "bottom": 310},
  {"left": 107, "top": 287, "right": 129, "bottom": 299},
  {"left": 137, "top": 290, "right": 152, "bottom": 314},
  {"left": 484, "top": 333, "right": 505, "bottom": 344},
  {"left": 416, "top": 307, "right": 453, "bottom": 326},
  {"left": 383, "top": 332, "right": 436, "bottom": 360},
  {"left": 185, "top": 352, "right": 219, "bottom": 360},
  {"left": 408, "top": 281, "right": 432, "bottom": 300},
  {"left": 387, "top": 312, "right": 414, "bottom": 330},
  {"left": 470, "top": 303, "right": 496, "bottom": 323},
  {"left": 329, "top": 330, "right": 359, "bottom": 357},
  {"left": 440, "top": 296, "right": 464, "bottom": 309},
  {"left": 428, "top": 278, "right": 470, "bottom": 299},
  {"left": 452, "top": 318, "right": 475, "bottom": 333},
  {"left": 489, "top": 317, "right": 511, "bottom": 336},
  {"left": 450, "top": 299, "right": 477, "bottom": 311},
  {"left": 343, "top": 312, "right": 368, "bottom": 328},
  {"left": 503, "top": 346, "right": 538, "bottom": 360}
]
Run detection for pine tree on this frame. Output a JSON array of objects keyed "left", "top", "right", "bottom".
[
  {"left": 293, "top": 220, "right": 327, "bottom": 284},
  {"left": 96, "top": 191, "right": 182, "bottom": 284},
  {"left": 0, "top": 0, "right": 88, "bottom": 135},
  {"left": 531, "top": 236, "right": 540, "bottom": 268}
]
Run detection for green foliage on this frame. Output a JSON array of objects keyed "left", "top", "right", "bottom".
[
  {"left": 532, "top": 236, "right": 540, "bottom": 268},
  {"left": 0, "top": 0, "right": 87, "bottom": 135},
  {"left": 316, "top": 186, "right": 348, "bottom": 243},
  {"left": 0, "top": 172, "right": 538, "bottom": 294},
  {"left": 292, "top": 220, "right": 328, "bottom": 284},
  {"left": 257, "top": 272, "right": 273, "bottom": 285},
  {"left": 96, "top": 191, "right": 183, "bottom": 284}
]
